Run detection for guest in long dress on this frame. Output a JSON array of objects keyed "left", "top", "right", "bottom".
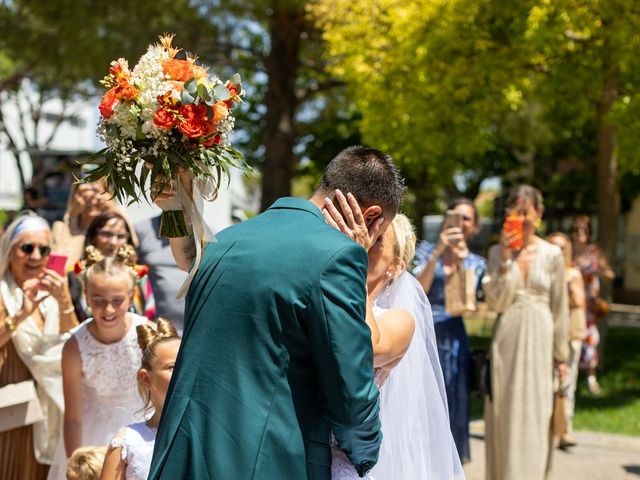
[
  {"left": 547, "top": 232, "right": 587, "bottom": 449},
  {"left": 0, "top": 213, "right": 79, "bottom": 480},
  {"left": 412, "top": 198, "right": 485, "bottom": 463},
  {"left": 482, "top": 185, "right": 568, "bottom": 480},
  {"left": 570, "top": 215, "right": 614, "bottom": 395}
]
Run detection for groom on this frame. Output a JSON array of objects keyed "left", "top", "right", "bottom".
[{"left": 149, "top": 146, "right": 405, "bottom": 480}]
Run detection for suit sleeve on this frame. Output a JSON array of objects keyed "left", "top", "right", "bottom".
[{"left": 306, "top": 242, "right": 382, "bottom": 477}]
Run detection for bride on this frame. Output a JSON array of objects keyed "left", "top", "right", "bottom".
[{"left": 323, "top": 193, "right": 464, "bottom": 479}]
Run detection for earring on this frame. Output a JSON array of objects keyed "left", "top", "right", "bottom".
[{"left": 534, "top": 219, "right": 542, "bottom": 229}]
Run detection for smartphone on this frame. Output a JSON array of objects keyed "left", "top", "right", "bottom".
[
  {"left": 46, "top": 253, "right": 68, "bottom": 276},
  {"left": 443, "top": 210, "right": 462, "bottom": 230},
  {"left": 503, "top": 216, "right": 523, "bottom": 250}
]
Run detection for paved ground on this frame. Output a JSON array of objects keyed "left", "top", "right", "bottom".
[{"left": 463, "top": 420, "right": 640, "bottom": 480}]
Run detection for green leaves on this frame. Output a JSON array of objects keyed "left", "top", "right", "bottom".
[{"left": 213, "top": 84, "right": 231, "bottom": 101}]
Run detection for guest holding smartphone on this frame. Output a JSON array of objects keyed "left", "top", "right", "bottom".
[
  {"left": 413, "top": 198, "right": 486, "bottom": 464},
  {"left": 482, "top": 185, "right": 568, "bottom": 480},
  {"left": 0, "top": 212, "right": 78, "bottom": 479}
]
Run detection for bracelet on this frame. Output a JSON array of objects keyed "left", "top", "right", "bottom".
[
  {"left": 60, "top": 305, "right": 75, "bottom": 315},
  {"left": 5, "top": 317, "right": 16, "bottom": 332}
]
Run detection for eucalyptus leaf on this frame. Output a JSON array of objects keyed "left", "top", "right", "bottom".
[
  {"left": 184, "top": 78, "right": 198, "bottom": 95},
  {"left": 213, "top": 84, "right": 231, "bottom": 101},
  {"left": 181, "top": 90, "right": 195, "bottom": 104},
  {"left": 197, "top": 83, "right": 211, "bottom": 102}
]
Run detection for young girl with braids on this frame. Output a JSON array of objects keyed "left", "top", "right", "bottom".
[
  {"left": 101, "top": 319, "right": 180, "bottom": 480},
  {"left": 47, "top": 245, "right": 150, "bottom": 480}
]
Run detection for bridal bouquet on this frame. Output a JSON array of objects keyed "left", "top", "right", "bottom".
[{"left": 84, "top": 34, "right": 247, "bottom": 237}]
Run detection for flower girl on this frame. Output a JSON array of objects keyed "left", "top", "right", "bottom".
[
  {"left": 47, "top": 245, "right": 148, "bottom": 480},
  {"left": 101, "top": 318, "right": 180, "bottom": 480}
]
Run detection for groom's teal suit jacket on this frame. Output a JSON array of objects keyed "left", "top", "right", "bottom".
[{"left": 149, "top": 198, "right": 382, "bottom": 480}]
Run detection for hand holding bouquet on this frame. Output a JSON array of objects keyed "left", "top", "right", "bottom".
[{"left": 84, "top": 34, "right": 249, "bottom": 238}]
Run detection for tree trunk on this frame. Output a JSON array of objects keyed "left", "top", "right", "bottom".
[
  {"left": 595, "top": 70, "right": 619, "bottom": 276},
  {"left": 595, "top": 69, "right": 619, "bottom": 370},
  {"left": 259, "top": 1, "right": 304, "bottom": 211}
]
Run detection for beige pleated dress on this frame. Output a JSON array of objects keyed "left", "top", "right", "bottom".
[{"left": 482, "top": 240, "right": 568, "bottom": 480}]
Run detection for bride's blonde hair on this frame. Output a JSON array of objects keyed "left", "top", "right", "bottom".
[{"left": 390, "top": 214, "right": 417, "bottom": 271}]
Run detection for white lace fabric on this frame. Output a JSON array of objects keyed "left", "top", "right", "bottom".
[
  {"left": 74, "top": 314, "right": 146, "bottom": 447},
  {"left": 110, "top": 422, "right": 157, "bottom": 480}
]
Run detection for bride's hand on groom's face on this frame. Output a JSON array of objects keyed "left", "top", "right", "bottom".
[{"left": 321, "top": 189, "right": 384, "bottom": 251}]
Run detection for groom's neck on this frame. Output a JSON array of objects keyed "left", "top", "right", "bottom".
[{"left": 308, "top": 191, "right": 331, "bottom": 211}]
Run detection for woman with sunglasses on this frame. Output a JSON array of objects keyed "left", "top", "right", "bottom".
[
  {"left": 412, "top": 197, "right": 486, "bottom": 464},
  {"left": 570, "top": 215, "right": 614, "bottom": 395},
  {"left": 68, "top": 211, "right": 155, "bottom": 321},
  {"left": 0, "top": 212, "right": 79, "bottom": 479}
]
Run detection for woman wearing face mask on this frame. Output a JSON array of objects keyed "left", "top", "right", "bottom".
[
  {"left": 0, "top": 212, "right": 79, "bottom": 479},
  {"left": 412, "top": 198, "right": 486, "bottom": 464},
  {"left": 482, "top": 185, "right": 568, "bottom": 480}
]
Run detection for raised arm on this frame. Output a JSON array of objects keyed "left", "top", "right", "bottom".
[
  {"left": 166, "top": 233, "right": 196, "bottom": 272},
  {"left": 306, "top": 243, "right": 382, "bottom": 477},
  {"left": 151, "top": 168, "right": 197, "bottom": 271}
]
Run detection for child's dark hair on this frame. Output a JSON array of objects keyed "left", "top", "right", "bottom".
[{"left": 136, "top": 318, "right": 180, "bottom": 416}]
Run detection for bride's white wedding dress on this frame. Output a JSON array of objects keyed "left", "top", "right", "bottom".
[{"left": 331, "top": 272, "right": 465, "bottom": 480}]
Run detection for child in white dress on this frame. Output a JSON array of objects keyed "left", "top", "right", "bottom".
[
  {"left": 47, "top": 245, "right": 148, "bottom": 480},
  {"left": 101, "top": 318, "right": 180, "bottom": 480}
]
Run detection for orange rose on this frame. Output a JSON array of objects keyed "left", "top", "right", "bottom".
[
  {"left": 212, "top": 101, "right": 229, "bottom": 123},
  {"left": 154, "top": 107, "right": 177, "bottom": 129},
  {"left": 178, "top": 104, "right": 209, "bottom": 138},
  {"left": 117, "top": 83, "right": 140, "bottom": 101},
  {"left": 99, "top": 87, "right": 118, "bottom": 118},
  {"left": 162, "top": 58, "right": 194, "bottom": 82}
]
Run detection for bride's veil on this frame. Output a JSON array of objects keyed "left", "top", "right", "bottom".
[{"left": 372, "top": 271, "right": 465, "bottom": 479}]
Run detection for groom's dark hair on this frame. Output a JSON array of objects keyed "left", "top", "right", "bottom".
[{"left": 316, "top": 146, "right": 405, "bottom": 215}]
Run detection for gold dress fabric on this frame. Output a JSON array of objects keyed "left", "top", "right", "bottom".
[
  {"left": 0, "top": 341, "right": 50, "bottom": 480},
  {"left": 482, "top": 240, "right": 568, "bottom": 480}
]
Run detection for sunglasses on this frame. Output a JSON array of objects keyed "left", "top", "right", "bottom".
[{"left": 19, "top": 243, "right": 51, "bottom": 256}]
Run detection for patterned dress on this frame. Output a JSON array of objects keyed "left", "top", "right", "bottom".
[{"left": 412, "top": 241, "right": 485, "bottom": 463}]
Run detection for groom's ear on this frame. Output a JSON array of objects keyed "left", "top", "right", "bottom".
[{"left": 362, "top": 205, "right": 382, "bottom": 228}]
